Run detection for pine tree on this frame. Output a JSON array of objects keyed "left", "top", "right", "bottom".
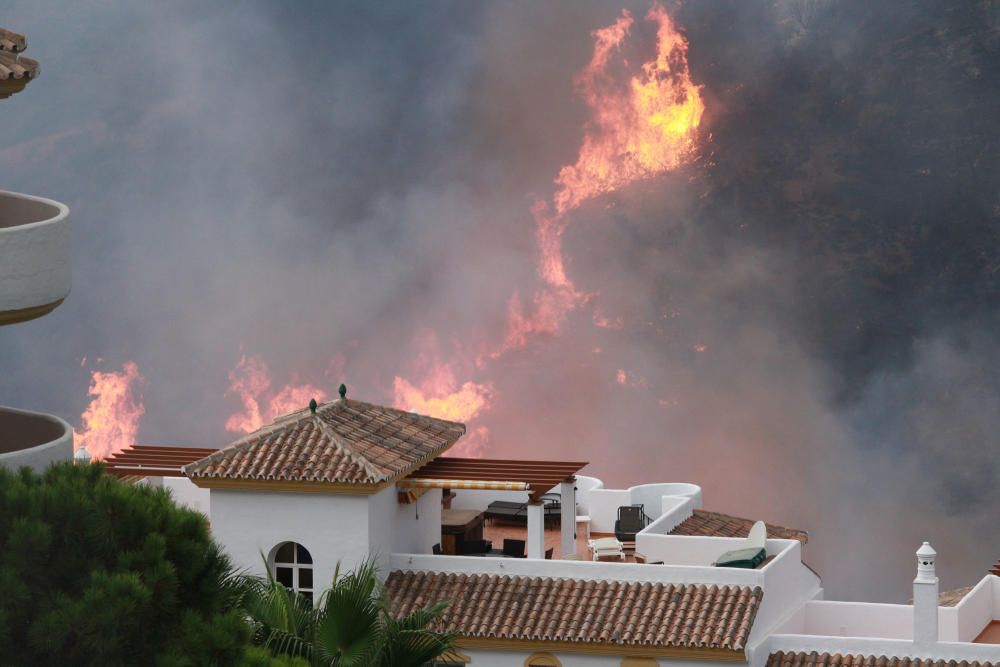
[{"left": 0, "top": 462, "right": 250, "bottom": 666}]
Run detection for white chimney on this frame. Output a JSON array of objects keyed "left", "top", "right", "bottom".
[
  {"left": 913, "top": 541, "right": 939, "bottom": 647},
  {"left": 73, "top": 446, "right": 91, "bottom": 465}
]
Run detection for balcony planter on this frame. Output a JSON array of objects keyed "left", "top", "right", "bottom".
[{"left": 0, "top": 190, "right": 70, "bottom": 325}]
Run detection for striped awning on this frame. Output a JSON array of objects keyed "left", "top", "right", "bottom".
[
  {"left": 397, "top": 478, "right": 530, "bottom": 492},
  {"left": 403, "top": 457, "right": 588, "bottom": 501}
]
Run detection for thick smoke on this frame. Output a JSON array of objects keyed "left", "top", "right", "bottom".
[{"left": 0, "top": 1, "right": 997, "bottom": 601}]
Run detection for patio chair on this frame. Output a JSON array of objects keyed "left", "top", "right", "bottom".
[
  {"left": 614, "top": 504, "right": 650, "bottom": 542},
  {"left": 459, "top": 539, "right": 493, "bottom": 556},
  {"left": 432, "top": 543, "right": 442, "bottom": 555},
  {"left": 545, "top": 547, "right": 554, "bottom": 560},
  {"left": 714, "top": 520, "right": 767, "bottom": 569},
  {"left": 588, "top": 536, "right": 625, "bottom": 561}
]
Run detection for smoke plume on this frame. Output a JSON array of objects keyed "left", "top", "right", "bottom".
[{"left": 1, "top": 0, "right": 997, "bottom": 601}]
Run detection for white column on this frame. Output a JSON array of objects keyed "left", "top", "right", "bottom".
[
  {"left": 526, "top": 501, "right": 545, "bottom": 559},
  {"left": 913, "top": 541, "right": 939, "bottom": 647},
  {"left": 560, "top": 480, "right": 576, "bottom": 558}
]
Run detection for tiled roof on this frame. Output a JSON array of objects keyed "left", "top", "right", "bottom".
[
  {"left": 385, "top": 570, "right": 762, "bottom": 652},
  {"left": 0, "top": 29, "right": 38, "bottom": 81},
  {"left": 767, "top": 652, "right": 996, "bottom": 667},
  {"left": 991, "top": 560, "right": 999, "bottom": 577},
  {"left": 670, "top": 509, "right": 809, "bottom": 544},
  {"left": 938, "top": 586, "right": 974, "bottom": 607},
  {"left": 0, "top": 28, "right": 27, "bottom": 53},
  {"left": 184, "top": 398, "right": 465, "bottom": 486}
]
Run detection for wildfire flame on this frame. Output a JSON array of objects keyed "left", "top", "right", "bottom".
[
  {"left": 497, "top": 3, "right": 704, "bottom": 355},
  {"left": 74, "top": 361, "right": 145, "bottom": 460},
  {"left": 217, "top": 4, "right": 703, "bottom": 459},
  {"left": 224, "top": 354, "right": 329, "bottom": 433}
]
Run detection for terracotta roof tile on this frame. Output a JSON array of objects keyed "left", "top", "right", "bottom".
[
  {"left": 184, "top": 398, "right": 465, "bottom": 485},
  {"left": 767, "top": 651, "right": 996, "bottom": 667},
  {"left": 0, "top": 29, "right": 38, "bottom": 82},
  {"left": 670, "top": 509, "right": 808, "bottom": 544},
  {"left": 385, "top": 570, "right": 762, "bottom": 651},
  {"left": 0, "top": 29, "right": 27, "bottom": 53}
]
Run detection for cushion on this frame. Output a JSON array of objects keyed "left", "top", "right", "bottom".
[{"left": 713, "top": 547, "right": 766, "bottom": 569}]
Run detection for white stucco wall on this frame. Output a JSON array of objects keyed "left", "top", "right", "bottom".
[
  {"left": 210, "top": 489, "right": 370, "bottom": 589},
  {"left": 367, "top": 485, "right": 442, "bottom": 572},
  {"left": 0, "top": 190, "right": 71, "bottom": 315},
  {"left": 163, "top": 476, "right": 210, "bottom": 516}
]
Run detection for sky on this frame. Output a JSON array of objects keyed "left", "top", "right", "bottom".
[{"left": 1, "top": 1, "right": 998, "bottom": 602}]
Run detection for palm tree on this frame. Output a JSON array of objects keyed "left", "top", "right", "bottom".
[{"left": 240, "top": 558, "right": 455, "bottom": 667}]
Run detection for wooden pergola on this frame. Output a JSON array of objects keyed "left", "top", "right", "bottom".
[
  {"left": 102, "top": 445, "right": 217, "bottom": 478},
  {"left": 399, "top": 456, "right": 588, "bottom": 559}
]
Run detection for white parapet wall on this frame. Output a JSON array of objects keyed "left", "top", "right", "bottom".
[
  {"left": 0, "top": 190, "right": 70, "bottom": 323},
  {"left": 162, "top": 476, "right": 211, "bottom": 516},
  {"left": 391, "top": 551, "right": 766, "bottom": 587},
  {"left": 0, "top": 405, "right": 73, "bottom": 472}
]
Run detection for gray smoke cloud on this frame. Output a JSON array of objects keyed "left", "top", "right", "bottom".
[{"left": 0, "top": 0, "right": 996, "bottom": 601}]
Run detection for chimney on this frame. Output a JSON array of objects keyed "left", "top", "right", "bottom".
[{"left": 913, "top": 541, "right": 939, "bottom": 647}]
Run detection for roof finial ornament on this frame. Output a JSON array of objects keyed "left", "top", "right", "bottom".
[
  {"left": 309, "top": 398, "right": 317, "bottom": 414},
  {"left": 338, "top": 384, "right": 347, "bottom": 400}
]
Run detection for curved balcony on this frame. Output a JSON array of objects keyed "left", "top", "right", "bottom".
[
  {"left": 0, "top": 405, "right": 73, "bottom": 472},
  {"left": 0, "top": 190, "right": 70, "bottom": 325}
]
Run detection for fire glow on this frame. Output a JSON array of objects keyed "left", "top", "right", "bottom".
[
  {"left": 497, "top": 3, "right": 704, "bottom": 356},
  {"left": 224, "top": 354, "right": 328, "bottom": 433},
  {"left": 73, "top": 361, "right": 145, "bottom": 460},
  {"left": 76, "top": 4, "right": 705, "bottom": 456}
]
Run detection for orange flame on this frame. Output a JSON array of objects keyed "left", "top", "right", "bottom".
[
  {"left": 393, "top": 332, "right": 493, "bottom": 422},
  {"left": 553, "top": 4, "right": 704, "bottom": 215},
  {"left": 74, "top": 361, "right": 145, "bottom": 460},
  {"left": 496, "top": 3, "right": 703, "bottom": 354},
  {"left": 225, "top": 354, "right": 328, "bottom": 433}
]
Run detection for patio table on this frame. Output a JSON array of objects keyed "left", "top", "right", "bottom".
[{"left": 441, "top": 509, "right": 486, "bottom": 555}]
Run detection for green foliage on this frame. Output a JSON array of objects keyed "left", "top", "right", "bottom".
[
  {"left": 0, "top": 462, "right": 250, "bottom": 667},
  {"left": 243, "top": 558, "right": 453, "bottom": 667}
]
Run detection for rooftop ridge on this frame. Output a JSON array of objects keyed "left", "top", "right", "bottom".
[
  {"left": 767, "top": 651, "right": 997, "bottom": 667},
  {"left": 313, "top": 399, "right": 384, "bottom": 482}
]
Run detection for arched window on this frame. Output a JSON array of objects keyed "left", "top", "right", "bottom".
[
  {"left": 272, "top": 541, "right": 314, "bottom": 603},
  {"left": 524, "top": 653, "right": 561, "bottom": 667}
]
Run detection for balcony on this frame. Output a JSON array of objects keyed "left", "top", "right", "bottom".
[
  {"left": 0, "top": 190, "right": 70, "bottom": 325},
  {"left": 0, "top": 405, "right": 73, "bottom": 472}
]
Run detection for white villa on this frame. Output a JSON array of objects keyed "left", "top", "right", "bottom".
[{"left": 83, "top": 394, "right": 1000, "bottom": 667}]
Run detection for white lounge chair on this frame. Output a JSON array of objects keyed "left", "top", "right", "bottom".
[{"left": 589, "top": 536, "right": 625, "bottom": 561}]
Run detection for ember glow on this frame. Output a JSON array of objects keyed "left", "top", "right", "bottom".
[
  {"left": 224, "top": 354, "right": 328, "bottom": 433},
  {"left": 73, "top": 361, "right": 145, "bottom": 460}
]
